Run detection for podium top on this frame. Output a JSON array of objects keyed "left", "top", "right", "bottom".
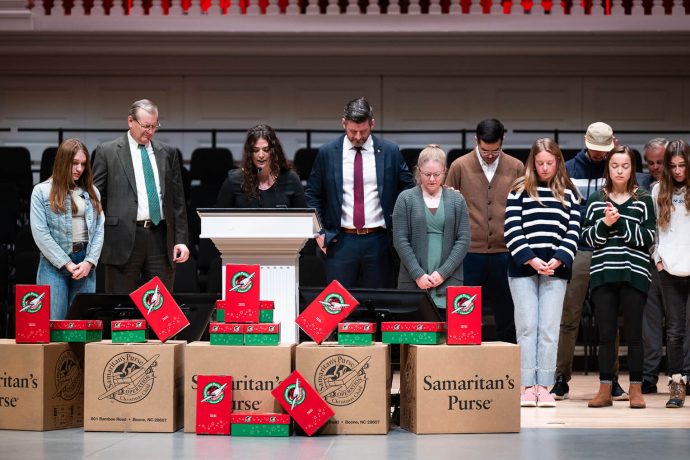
[{"left": 197, "top": 208, "right": 322, "bottom": 237}]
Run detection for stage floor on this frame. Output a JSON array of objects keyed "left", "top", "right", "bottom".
[{"left": 0, "top": 374, "right": 688, "bottom": 460}]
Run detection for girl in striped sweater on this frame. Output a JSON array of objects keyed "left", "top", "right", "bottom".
[
  {"left": 582, "top": 145, "right": 656, "bottom": 409},
  {"left": 505, "top": 138, "right": 581, "bottom": 407}
]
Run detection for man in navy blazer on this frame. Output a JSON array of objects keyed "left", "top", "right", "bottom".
[
  {"left": 93, "top": 99, "right": 189, "bottom": 293},
  {"left": 306, "top": 97, "right": 414, "bottom": 288}
]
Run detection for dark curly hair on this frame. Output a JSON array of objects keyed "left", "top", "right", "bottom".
[{"left": 240, "top": 124, "right": 289, "bottom": 200}]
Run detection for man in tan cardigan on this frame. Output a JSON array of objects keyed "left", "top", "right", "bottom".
[{"left": 444, "top": 119, "right": 525, "bottom": 343}]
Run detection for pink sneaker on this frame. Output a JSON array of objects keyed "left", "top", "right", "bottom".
[
  {"left": 521, "top": 387, "right": 537, "bottom": 407},
  {"left": 536, "top": 386, "right": 557, "bottom": 407}
]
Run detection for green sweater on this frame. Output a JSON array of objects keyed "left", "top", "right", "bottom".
[{"left": 582, "top": 189, "right": 656, "bottom": 293}]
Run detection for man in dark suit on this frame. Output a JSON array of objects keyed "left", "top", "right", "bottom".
[
  {"left": 93, "top": 99, "right": 189, "bottom": 293},
  {"left": 305, "top": 97, "right": 414, "bottom": 288}
]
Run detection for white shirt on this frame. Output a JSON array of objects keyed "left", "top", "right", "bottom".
[
  {"left": 341, "top": 136, "right": 386, "bottom": 229},
  {"left": 476, "top": 146, "right": 500, "bottom": 183},
  {"left": 127, "top": 131, "right": 163, "bottom": 222}
]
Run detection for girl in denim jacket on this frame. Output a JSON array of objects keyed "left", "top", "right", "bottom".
[{"left": 30, "top": 138, "right": 104, "bottom": 319}]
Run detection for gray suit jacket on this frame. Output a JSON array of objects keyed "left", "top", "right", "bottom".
[
  {"left": 92, "top": 134, "right": 188, "bottom": 267},
  {"left": 392, "top": 186, "right": 471, "bottom": 290}
]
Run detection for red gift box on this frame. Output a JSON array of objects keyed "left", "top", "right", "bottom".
[
  {"left": 111, "top": 319, "right": 147, "bottom": 331},
  {"left": 223, "top": 264, "right": 260, "bottom": 322},
  {"left": 50, "top": 320, "right": 103, "bottom": 330},
  {"left": 209, "top": 323, "right": 245, "bottom": 334},
  {"left": 380, "top": 321, "right": 446, "bottom": 332},
  {"left": 15, "top": 285, "right": 50, "bottom": 343},
  {"left": 129, "top": 276, "right": 189, "bottom": 342},
  {"left": 245, "top": 323, "right": 279, "bottom": 334},
  {"left": 271, "top": 370, "right": 334, "bottom": 436},
  {"left": 338, "top": 322, "right": 377, "bottom": 333},
  {"left": 295, "top": 280, "right": 359, "bottom": 344},
  {"left": 230, "top": 413, "right": 290, "bottom": 425},
  {"left": 446, "top": 286, "right": 482, "bottom": 345},
  {"left": 196, "top": 375, "right": 233, "bottom": 435}
]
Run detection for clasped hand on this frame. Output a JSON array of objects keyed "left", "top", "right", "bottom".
[
  {"left": 416, "top": 271, "right": 445, "bottom": 290},
  {"left": 527, "top": 257, "right": 561, "bottom": 276},
  {"left": 65, "top": 261, "right": 92, "bottom": 280},
  {"left": 603, "top": 202, "right": 620, "bottom": 226}
]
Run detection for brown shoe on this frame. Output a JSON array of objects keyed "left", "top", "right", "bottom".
[
  {"left": 629, "top": 383, "right": 646, "bottom": 409},
  {"left": 666, "top": 374, "right": 686, "bottom": 408},
  {"left": 588, "top": 382, "right": 613, "bottom": 408}
]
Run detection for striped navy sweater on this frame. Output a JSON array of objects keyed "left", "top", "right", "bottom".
[
  {"left": 582, "top": 189, "right": 656, "bottom": 293},
  {"left": 504, "top": 186, "right": 581, "bottom": 279}
]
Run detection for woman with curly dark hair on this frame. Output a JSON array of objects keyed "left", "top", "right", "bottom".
[{"left": 215, "top": 124, "right": 306, "bottom": 208}]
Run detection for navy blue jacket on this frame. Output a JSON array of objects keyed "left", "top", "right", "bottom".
[{"left": 305, "top": 134, "right": 414, "bottom": 247}]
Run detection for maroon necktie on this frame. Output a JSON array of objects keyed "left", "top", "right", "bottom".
[{"left": 353, "top": 147, "right": 364, "bottom": 229}]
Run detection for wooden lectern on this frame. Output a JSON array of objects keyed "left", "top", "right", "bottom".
[{"left": 197, "top": 208, "right": 321, "bottom": 344}]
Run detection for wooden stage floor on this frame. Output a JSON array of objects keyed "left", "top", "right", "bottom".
[{"left": 521, "top": 374, "right": 689, "bottom": 429}]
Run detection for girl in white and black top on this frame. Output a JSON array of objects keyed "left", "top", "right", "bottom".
[
  {"left": 652, "top": 139, "right": 690, "bottom": 408},
  {"left": 505, "top": 138, "right": 581, "bottom": 408}
]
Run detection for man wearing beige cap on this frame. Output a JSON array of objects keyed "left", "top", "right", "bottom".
[{"left": 550, "top": 122, "right": 629, "bottom": 401}]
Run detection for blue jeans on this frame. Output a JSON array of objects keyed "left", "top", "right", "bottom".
[
  {"left": 509, "top": 275, "right": 567, "bottom": 387},
  {"left": 37, "top": 246, "right": 96, "bottom": 320}
]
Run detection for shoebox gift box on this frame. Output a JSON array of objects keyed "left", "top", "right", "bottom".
[
  {"left": 83, "top": 340, "right": 185, "bottom": 432},
  {"left": 230, "top": 412, "right": 290, "bottom": 437},
  {"left": 111, "top": 320, "right": 148, "bottom": 344},
  {"left": 15, "top": 284, "right": 50, "bottom": 344},
  {"left": 259, "top": 300, "right": 274, "bottom": 323},
  {"left": 399, "top": 342, "right": 520, "bottom": 434},
  {"left": 446, "top": 286, "right": 482, "bottom": 345},
  {"left": 337, "top": 322, "right": 376, "bottom": 346},
  {"left": 295, "top": 342, "right": 390, "bottom": 434},
  {"left": 381, "top": 322, "right": 446, "bottom": 345},
  {"left": 209, "top": 323, "right": 245, "bottom": 346},
  {"left": 296, "top": 280, "right": 359, "bottom": 344},
  {"left": 271, "top": 370, "right": 334, "bottom": 436},
  {"left": 184, "top": 342, "right": 294, "bottom": 432},
  {"left": 50, "top": 320, "right": 103, "bottom": 343},
  {"left": 221, "top": 264, "right": 261, "bottom": 323},
  {"left": 0, "top": 339, "right": 85, "bottom": 430},
  {"left": 129, "top": 277, "right": 189, "bottom": 342},
  {"left": 196, "top": 375, "right": 233, "bottom": 435},
  {"left": 244, "top": 323, "right": 280, "bottom": 346}
]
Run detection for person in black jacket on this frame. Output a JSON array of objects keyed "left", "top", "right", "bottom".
[{"left": 215, "top": 124, "right": 306, "bottom": 209}]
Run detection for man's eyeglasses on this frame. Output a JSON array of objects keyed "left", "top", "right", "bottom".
[
  {"left": 479, "top": 149, "right": 502, "bottom": 157},
  {"left": 133, "top": 118, "right": 161, "bottom": 131}
]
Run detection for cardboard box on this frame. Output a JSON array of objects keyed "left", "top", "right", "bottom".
[
  {"left": 381, "top": 322, "right": 446, "bottom": 345},
  {"left": 400, "top": 342, "right": 520, "bottom": 434},
  {"left": 230, "top": 412, "right": 290, "bottom": 437},
  {"left": 295, "top": 280, "right": 359, "bottom": 344},
  {"left": 209, "top": 323, "right": 245, "bottom": 346},
  {"left": 337, "top": 322, "right": 376, "bottom": 346},
  {"left": 295, "top": 342, "right": 390, "bottom": 435},
  {"left": 129, "top": 276, "right": 189, "bottom": 342},
  {"left": 446, "top": 286, "right": 482, "bottom": 345},
  {"left": 196, "top": 375, "right": 232, "bottom": 435},
  {"left": 111, "top": 320, "right": 148, "bottom": 344},
  {"left": 84, "top": 340, "right": 185, "bottom": 432},
  {"left": 259, "top": 300, "right": 274, "bottom": 323},
  {"left": 50, "top": 320, "right": 103, "bottom": 343},
  {"left": 224, "top": 264, "right": 261, "bottom": 322},
  {"left": 184, "top": 342, "right": 294, "bottom": 433},
  {"left": 244, "top": 323, "right": 280, "bottom": 346},
  {"left": 0, "top": 339, "right": 84, "bottom": 430},
  {"left": 271, "top": 370, "right": 334, "bottom": 436},
  {"left": 15, "top": 284, "right": 50, "bottom": 344}
]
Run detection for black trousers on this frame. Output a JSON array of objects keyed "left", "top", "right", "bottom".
[
  {"left": 658, "top": 270, "right": 690, "bottom": 376},
  {"left": 592, "top": 282, "right": 646, "bottom": 382},
  {"left": 104, "top": 222, "right": 174, "bottom": 294}
]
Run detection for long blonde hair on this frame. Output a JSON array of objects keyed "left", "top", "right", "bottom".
[
  {"left": 49, "top": 138, "right": 102, "bottom": 215},
  {"left": 512, "top": 138, "right": 579, "bottom": 205},
  {"left": 656, "top": 140, "right": 690, "bottom": 231}
]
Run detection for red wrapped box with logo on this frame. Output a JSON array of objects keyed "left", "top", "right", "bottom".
[
  {"left": 50, "top": 320, "right": 103, "bottom": 342},
  {"left": 196, "top": 375, "right": 233, "bottom": 435},
  {"left": 222, "top": 264, "right": 260, "bottom": 322},
  {"left": 271, "top": 370, "right": 334, "bottom": 436},
  {"left": 295, "top": 280, "right": 359, "bottom": 344},
  {"left": 259, "top": 300, "right": 274, "bottom": 323},
  {"left": 129, "top": 276, "right": 189, "bottom": 342},
  {"left": 111, "top": 319, "right": 148, "bottom": 343},
  {"left": 381, "top": 321, "right": 446, "bottom": 345},
  {"left": 230, "top": 412, "right": 290, "bottom": 437},
  {"left": 446, "top": 286, "right": 482, "bottom": 345},
  {"left": 15, "top": 284, "right": 50, "bottom": 343}
]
